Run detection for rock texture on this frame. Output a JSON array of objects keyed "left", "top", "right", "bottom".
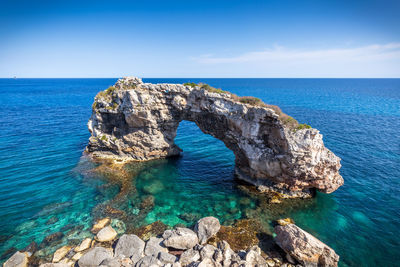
[
  {"left": 3, "top": 251, "right": 29, "bottom": 267},
  {"left": 86, "top": 77, "right": 343, "bottom": 197},
  {"left": 194, "top": 217, "right": 221, "bottom": 245},
  {"left": 275, "top": 223, "right": 339, "bottom": 267}
]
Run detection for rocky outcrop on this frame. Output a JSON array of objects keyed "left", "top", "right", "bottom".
[
  {"left": 275, "top": 223, "right": 339, "bottom": 267},
  {"left": 86, "top": 77, "right": 343, "bottom": 197},
  {"left": 9, "top": 216, "right": 339, "bottom": 267}
]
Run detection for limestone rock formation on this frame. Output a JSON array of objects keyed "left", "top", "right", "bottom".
[
  {"left": 194, "top": 217, "right": 221, "bottom": 245},
  {"left": 86, "top": 77, "right": 343, "bottom": 197},
  {"left": 274, "top": 223, "right": 339, "bottom": 267}
]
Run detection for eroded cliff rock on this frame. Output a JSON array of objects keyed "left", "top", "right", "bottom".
[{"left": 86, "top": 77, "right": 343, "bottom": 197}]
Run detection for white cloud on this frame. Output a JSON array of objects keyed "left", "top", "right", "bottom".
[{"left": 193, "top": 43, "right": 400, "bottom": 77}]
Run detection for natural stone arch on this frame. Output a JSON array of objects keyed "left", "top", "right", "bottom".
[{"left": 87, "top": 77, "right": 343, "bottom": 198}]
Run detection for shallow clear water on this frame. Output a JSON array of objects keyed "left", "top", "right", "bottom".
[{"left": 0, "top": 78, "right": 399, "bottom": 266}]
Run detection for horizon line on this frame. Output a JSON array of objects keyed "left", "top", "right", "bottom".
[{"left": 1, "top": 77, "right": 400, "bottom": 79}]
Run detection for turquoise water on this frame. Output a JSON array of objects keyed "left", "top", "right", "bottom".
[{"left": 0, "top": 78, "right": 399, "bottom": 266}]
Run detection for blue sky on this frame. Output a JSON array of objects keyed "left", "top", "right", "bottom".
[{"left": 0, "top": 0, "right": 399, "bottom": 77}]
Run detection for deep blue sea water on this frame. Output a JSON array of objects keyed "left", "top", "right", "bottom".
[{"left": 0, "top": 78, "right": 399, "bottom": 266}]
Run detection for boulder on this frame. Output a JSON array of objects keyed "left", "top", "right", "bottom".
[
  {"left": 74, "top": 238, "right": 92, "bottom": 252},
  {"left": 100, "top": 257, "right": 133, "bottom": 267},
  {"left": 91, "top": 218, "right": 111, "bottom": 234},
  {"left": 194, "top": 217, "right": 221, "bottom": 245},
  {"left": 163, "top": 228, "right": 198, "bottom": 250},
  {"left": 144, "top": 237, "right": 168, "bottom": 256},
  {"left": 3, "top": 251, "right": 29, "bottom": 267},
  {"left": 52, "top": 246, "right": 72, "bottom": 263},
  {"left": 158, "top": 251, "right": 177, "bottom": 264},
  {"left": 244, "top": 246, "right": 267, "bottom": 266},
  {"left": 199, "top": 244, "right": 217, "bottom": 260},
  {"left": 135, "top": 255, "right": 161, "bottom": 267},
  {"left": 78, "top": 247, "right": 113, "bottom": 267},
  {"left": 114, "top": 234, "right": 145, "bottom": 263},
  {"left": 275, "top": 223, "right": 339, "bottom": 267},
  {"left": 39, "top": 264, "right": 70, "bottom": 267},
  {"left": 179, "top": 249, "right": 200, "bottom": 266},
  {"left": 96, "top": 226, "right": 117, "bottom": 242}
]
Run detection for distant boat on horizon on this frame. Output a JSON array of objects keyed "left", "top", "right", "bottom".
[{"left": 13, "top": 76, "right": 17, "bottom": 79}]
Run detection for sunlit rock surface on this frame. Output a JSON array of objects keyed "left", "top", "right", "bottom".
[{"left": 86, "top": 77, "right": 343, "bottom": 197}]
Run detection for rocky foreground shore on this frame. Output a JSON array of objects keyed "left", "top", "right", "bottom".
[{"left": 4, "top": 217, "right": 338, "bottom": 267}]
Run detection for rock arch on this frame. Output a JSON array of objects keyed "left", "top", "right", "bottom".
[{"left": 87, "top": 77, "right": 343, "bottom": 198}]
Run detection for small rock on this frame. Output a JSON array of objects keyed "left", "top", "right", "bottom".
[
  {"left": 3, "top": 251, "right": 29, "bottom": 267},
  {"left": 52, "top": 246, "right": 72, "bottom": 263},
  {"left": 276, "top": 218, "right": 294, "bottom": 226},
  {"left": 158, "top": 251, "right": 177, "bottom": 264},
  {"left": 91, "top": 218, "right": 111, "bottom": 234},
  {"left": 39, "top": 264, "right": 70, "bottom": 267},
  {"left": 194, "top": 217, "right": 221, "bottom": 245},
  {"left": 114, "top": 234, "right": 145, "bottom": 263},
  {"left": 144, "top": 237, "right": 168, "bottom": 256},
  {"left": 199, "top": 244, "right": 217, "bottom": 260},
  {"left": 78, "top": 247, "right": 113, "bottom": 267},
  {"left": 163, "top": 228, "right": 198, "bottom": 250},
  {"left": 96, "top": 226, "right": 117, "bottom": 242},
  {"left": 74, "top": 238, "right": 92, "bottom": 252},
  {"left": 135, "top": 255, "right": 161, "bottom": 267},
  {"left": 72, "top": 252, "right": 83, "bottom": 261},
  {"left": 100, "top": 257, "right": 133, "bottom": 267},
  {"left": 179, "top": 248, "right": 200, "bottom": 266}
]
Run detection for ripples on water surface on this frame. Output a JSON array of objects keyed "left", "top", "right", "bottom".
[{"left": 0, "top": 78, "right": 399, "bottom": 266}]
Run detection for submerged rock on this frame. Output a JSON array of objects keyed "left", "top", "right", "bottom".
[
  {"left": 3, "top": 251, "right": 29, "bottom": 267},
  {"left": 163, "top": 228, "right": 199, "bottom": 250},
  {"left": 86, "top": 77, "right": 343, "bottom": 197},
  {"left": 133, "top": 220, "right": 168, "bottom": 241},
  {"left": 194, "top": 217, "right": 221, "bottom": 245},
  {"left": 91, "top": 218, "right": 111, "bottom": 234},
  {"left": 52, "top": 246, "right": 72, "bottom": 263},
  {"left": 74, "top": 238, "right": 92, "bottom": 252},
  {"left": 274, "top": 223, "right": 339, "bottom": 267}
]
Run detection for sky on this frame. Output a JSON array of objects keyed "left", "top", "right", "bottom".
[{"left": 0, "top": 0, "right": 399, "bottom": 78}]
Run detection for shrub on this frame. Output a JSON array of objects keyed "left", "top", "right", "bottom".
[
  {"left": 183, "top": 82, "right": 198, "bottom": 87},
  {"left": 296, "top": 123, "right": 312, "bottom": 130},
  {"left": 237, "top": 96, "right": 263, "bottom": 106}
]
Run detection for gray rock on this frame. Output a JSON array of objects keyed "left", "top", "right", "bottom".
[
  {"left": 39, "top": 264, "right": 70, "bottom": 267},
  {"left": 194, "top": 217, "right": 221, "bottom": 245},
  {"left": 78, "top": 247, "right": 113, "bottom": 267},
  {"left": 199, "top": 244, "right": 217, "bottom": 260},
  {"left": 87, "top": 77, "right": 343, "bottom": 198},
  {"left": 3, "top": 251, "right": 29, "bottom": 267},
  {"left": 244, "top": 246, "right": 267, "bottom": 266},
  {"left": 179, "top": 249, "right": 200, "bottom": 266},
  {"left": 275, "top": 224, "right": 339, "bottom": 267},
  {"left": 115, "top": 234, "right": 145, "bottom": 262},
  {"left": 158, "top": 252, "right": 177, "bottom": 264},
  {"left": 100, "top": 257, "right": 133, "bottom": 267},
  {"left": 144, "top": 237, "right": 168, "bottom": 256},
  {"left": 135, "top": 255, "right": 161, "bottom": 267},
  {"left": 162, "top": 228, "right": 198, "bottom": 250}
]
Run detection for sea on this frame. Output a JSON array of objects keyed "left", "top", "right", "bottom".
[{"left": 0, "top": 78, "right": 399, "bottom": 266}]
